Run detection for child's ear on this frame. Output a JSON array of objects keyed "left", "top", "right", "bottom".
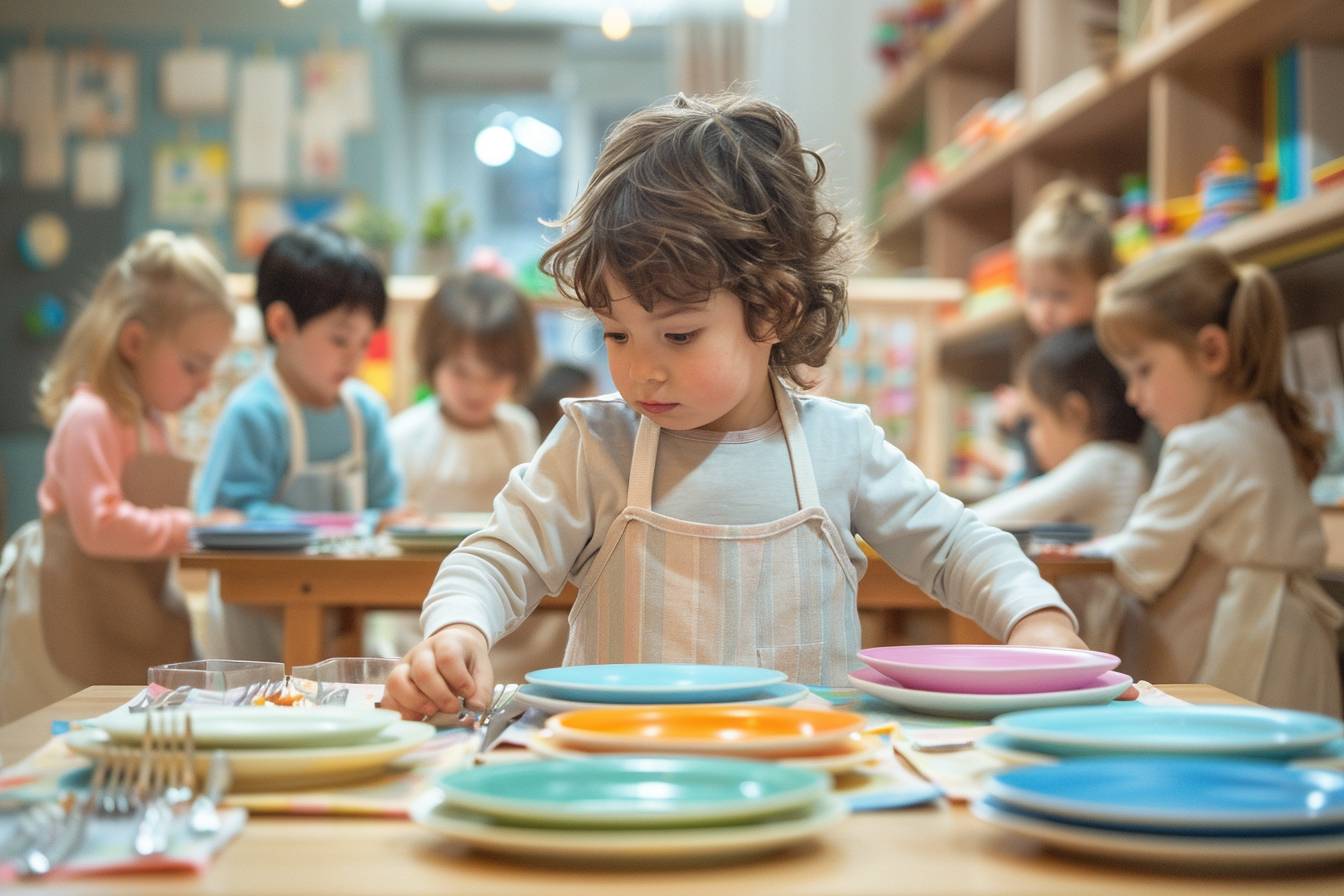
[
  {"left": 117, "top": 319, "right": 148, "bottom": 363},
  {"left": 1194, "top": 324, "right": 1231, "bottom": 376},
  {"left": 1060, "top": 391, "right": 1092, "bottom": 432},
  {"left": 264, "top": 302, "right": 298, "bottom": 342}
]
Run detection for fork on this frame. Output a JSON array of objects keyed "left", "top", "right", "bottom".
[
  {"left": 5, "top": 801, "right": 66, "bottom": 877},
  {"left": 128, "top": 685, "right": 192, "bottom": 714},
  {"left": 133, "top": 710, "right": 195, "bottom": 857},
  {"left": 463, "top": 683, "right": 520, "bottom": 762}
]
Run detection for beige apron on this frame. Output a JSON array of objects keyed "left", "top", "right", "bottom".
[
  {"left": 206, "top": 372, "right": 366, "bottom": 661},
  {"left": 0, "top": 522, "right": 80, "bottom": 723},
  {"left": 563, "top": 378, "right": 860, "bottom": 686},
  {"left": 38, "top": 422, "right": 196, "bottom": 687},
  {"left": 1119, "top": 548, "right": 1344, "bottom": 714}
]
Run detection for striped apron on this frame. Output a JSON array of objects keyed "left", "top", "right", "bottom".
[{"left": 563, "top": 378, "right": 860, "bottom": 686}]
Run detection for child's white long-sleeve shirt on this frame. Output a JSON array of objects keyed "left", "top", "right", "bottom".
[{"left": 422, "top": 391, "right": 1074, "bottom": 646}]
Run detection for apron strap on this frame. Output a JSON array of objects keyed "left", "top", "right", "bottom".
[
  {"left": 271, "top": 369, "right": 310, "bottom": 476},
  {"left": 772, "top": 377, "right": 821, "bottom": 510},
  {"left": 628, "top": 415, "right": 660, "bottom": 511},
  {"left": 339, "top": 386, "right": 365, "bottom": 466}
]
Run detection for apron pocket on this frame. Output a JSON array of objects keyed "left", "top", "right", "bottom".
[{"left": 755, "top": 642, "right": 823, "bottom": 685}]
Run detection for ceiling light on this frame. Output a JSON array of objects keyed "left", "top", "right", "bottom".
[
  {"left": 512, "top": 116, "right": 563, "bottom": 157},
  {"left": 475, "top": 125, "right": 516, "bottom": 166},
  {"left": 601, "top": 7, "right": 632, "bottom": 41}
]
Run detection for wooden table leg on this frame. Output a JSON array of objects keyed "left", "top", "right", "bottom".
[{"left": 283, "top": 605, "right": 324, "bottom": 669}]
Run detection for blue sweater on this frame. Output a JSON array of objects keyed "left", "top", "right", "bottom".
[{"left": 195, "top": 373, "right": 403, "bottom": 521}]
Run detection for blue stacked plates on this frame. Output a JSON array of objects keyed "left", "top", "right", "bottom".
[
  {"left": 192, "top": 522, "right": 316, "bottom": 551},
  {"left": 972, "top": 757, "right": 1344, "bottom": 870}
]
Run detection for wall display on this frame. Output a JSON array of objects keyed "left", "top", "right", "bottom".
[
  {"left": 233, "top": 192, "right": 351, "bottom": 260},
  {"left": 9, "top": 47, "right": 60, "bottom": 130},
  {"left": 233, "top": 56, "right": 293, "bottom": 187},
  {"left": 65, "top": 49, "right": 137, "bottom": 135},
  {"left": 73, "top": 140, "right": 122, "bottom": 207},
  {"left": 152, "top": 141, "right": 229, "bottom": 224},
  {"left": 17, "top": 212, "right": 70, "bottom": 271},
  {"left": 160, "top": 46, "right": 230, "bottom": 116},
  {"left": 303, "top": 48, "right": 372, "bottom": 133}
]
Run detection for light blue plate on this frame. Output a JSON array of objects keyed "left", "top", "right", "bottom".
[
  {"left": 993, "top": 705, "right": 1343, "bottom": 759},
  {"left": 524, "top": 664, "right": 789, "bottom": 703},
  {"left": 192, "top": 522, "right": 316, "bottom": 551},
  {"left": 986, "top": 757, "right": 1344, "bottom": 831},
  {"left": 434, "top": 755, "right": 828, "bottom": 828}
]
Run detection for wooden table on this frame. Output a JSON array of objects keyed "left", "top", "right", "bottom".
[
  {"left": 4, "top": 684, "right": 1338, "bottom": 895},
  {"left": 181, "top": 547, "right": 1112, "bottom": 667}
]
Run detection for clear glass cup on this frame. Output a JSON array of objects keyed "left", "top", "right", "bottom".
[
  {"left": 289, "top": 657, "right": 400, "bottom": 707},
  {"left": 147, "top": 659, "right": 284, "bottom": 692}
]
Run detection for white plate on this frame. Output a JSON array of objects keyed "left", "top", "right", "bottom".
[
  {"left": 86, "top": 706, "right": 400, "bottom": 749},
  {"left": 525, "top": 729, "right": 888, "bottom": 773},
  {"left": 514, "top": 682, "right": 811, "bottom": 714},
  {"left": 848, "top": 669, "right": 1133, "bottom": 720},
  {"left": 411, "top": 790, "right": 847, "bottom": 864},
  {"left": 66, "top": 720, "right": 434, "bottom": 791},
  {"left": 971, "top": 797, "right": 1344, "bottom": 870}
]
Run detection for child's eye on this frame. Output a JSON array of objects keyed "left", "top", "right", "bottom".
[
  {"left": 603, "top": 332, "right": 628, "bottom": 344},
  {"left": 665, "top": 330, "right": 698, "bottom": 345}
]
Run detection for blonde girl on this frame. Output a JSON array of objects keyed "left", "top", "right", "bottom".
[
  {"left": 1093, "top": 242, "right": 1342, "bottom": 714},
  {"left": 0, "top": 231, "right": 239, "bottom": 722},
  {"left": 1015, "top": 178, "right": 1117, "bottom": 336}
]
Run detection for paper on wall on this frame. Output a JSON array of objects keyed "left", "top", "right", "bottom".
[
  {"left": 65, "top": 50, "right": 137, "bottom": 135},
  {"left": 21, "top": 118, "right": 65, "bottom": 188},
  {"left": 73, "top": 140, "right": 122, "bottom": 207},
  {"left": 233, "top": 57, "right": 293, "bottom": 187},
  {"left": 161, "top": 46, "right": 231, "bottom": 117},
  {"left": 297, "top": 100, "right": 346, "bottom": 183},
  {"left": 303, "top": 49, "right": 372, "bottom": 133},
  {"left": 153, "top": 141, "right": 229, "bottom": 224},
  {"left": 9, "top": 47, "right": 61, "bottom": 130}
]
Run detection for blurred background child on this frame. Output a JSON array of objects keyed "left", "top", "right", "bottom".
[
  {"left": 525, "top": 361, "right": 599, "bottom": 441},
  {"left": 996, "top": 179, "right": 1118, "bottom": 483},
  {"left": 1092, "top": 243, "right": 1343, "bottom": 714},
  {"left": 195, "top": 223, "right": 403, "bottom": 661},
  {"left": 389, "top": 270, "right": 539, "bottom": 514},
  {"left": 0, "top": 231, "right": 238, "bottom": 722},
  {"left": 973, "top": 325, "right": 1147, "bottom": 535}
]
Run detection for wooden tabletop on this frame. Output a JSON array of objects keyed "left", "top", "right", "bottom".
[{"left": 5, "top": 685, "right": 1338, "bottom": 895}]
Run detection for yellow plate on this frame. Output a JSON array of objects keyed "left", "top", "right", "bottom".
[
  {"left": 545, "top": 706, "right": 865, "bottom": 757},
  {"left": 65, "top": 719, "right": 435, "bottom": 791}
]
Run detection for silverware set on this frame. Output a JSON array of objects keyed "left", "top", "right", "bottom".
[
  {"left": 2, "top": 709, "right": 230, "bottom": 879},
  {"left": 459, "top": 683, "right": 521, "bottom": 762}
]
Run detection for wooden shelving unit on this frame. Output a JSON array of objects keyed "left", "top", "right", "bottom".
[{"left": 868, "top": 0, "right": 1344, "bottom": 394}]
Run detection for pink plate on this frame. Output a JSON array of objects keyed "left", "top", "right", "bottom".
[{"left": 856, "top": 645, "right": 1120, "bottom": 695}]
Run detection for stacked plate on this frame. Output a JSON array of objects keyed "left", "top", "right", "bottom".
[
  {"left": 973, "top": 756, "right": 1344, "bottom": 870},
  {"left": 530, "top": 704, "right": 885, "bottom": 774},
  {"left": 388, "top": 512, "right": 489, "bottom": 552},
  {"left": 848, "top": 645, "right": 1132, "bottom": 719},
  {"left": 66, "top": 706, "right": 434, "bottom": 791},
  {"left": 191, "top": 521, "right": 316, "bottom": 551},
  {"left": 978, "top": 704, "right": 1344, "bottom": 764},
  {"left": 516, "top": 663, "right": 812, "bottom": 713},
  {"left": 411, "top": 755, "right": 847, "bottom": 864}
]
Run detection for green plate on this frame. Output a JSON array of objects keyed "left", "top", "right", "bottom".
[{"left": 434, "top": 756, "right": 829, "bottom": 828}]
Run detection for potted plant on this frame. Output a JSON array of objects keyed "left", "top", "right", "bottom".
[
  {"left": 347, "top": 203, "right": 405, "bottom": 275},
  {"left": 418, "top": 194, "right": 474, "bottom": 275}
]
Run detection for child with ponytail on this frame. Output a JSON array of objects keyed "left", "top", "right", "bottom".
[{"left": 1090, "top": 242, "right": 1342, "bottom": 714}]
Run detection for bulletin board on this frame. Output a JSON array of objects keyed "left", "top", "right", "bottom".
[{"left": 0, "top": 187, "right": 128, "bottom": 433}]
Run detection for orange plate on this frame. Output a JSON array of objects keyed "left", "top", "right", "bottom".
[{"left": 545, "top": 706, "right": 866, "bottom": 757}]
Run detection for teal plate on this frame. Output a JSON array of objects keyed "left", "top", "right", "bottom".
[
  {"left": 434, "top": 755, "right": 829, "bottom": 828},
  {"left": 524, "top": 664, "right": 788, "bottom": 703},
  {"left": 993, "top": 705, "right": 1343, "bottom": 759}
]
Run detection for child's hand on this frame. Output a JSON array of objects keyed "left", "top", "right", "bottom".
[
  {"left": 1006, "top": 607, "right": 1087, "bottom": 651},
  {"left": 196, "top": 508, "right": 245, "bottom": 526},
  {"left": 381, "top": 623, "right": 494, "bottom": 720}
]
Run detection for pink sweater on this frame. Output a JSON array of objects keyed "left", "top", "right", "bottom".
[{"left": 37, "top": 387, "right": 193, "bottom": 557}]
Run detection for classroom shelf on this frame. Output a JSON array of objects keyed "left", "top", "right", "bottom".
[
  {"left": 867, "top": 0, "right": 1018, "bottom": 138},
  {"left": 1208, "top": 189, "right": 1344, "bottom": 267}
]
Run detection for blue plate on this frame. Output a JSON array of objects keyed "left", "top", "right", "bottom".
[
  {"left": 993, "top": 705, "right": 1343, "bottom": 759},
  {"left": 434, "top": 755, "right": 827, "bottom": 828},
  {"left": 524, "top": 664, "right": 788, "bottom": 703},
  {"left": 193, "top": 522, "right": 316, "bottom": 551},
  {"left": 987, "top": 757, "right": 1344, "bottom": 831}
]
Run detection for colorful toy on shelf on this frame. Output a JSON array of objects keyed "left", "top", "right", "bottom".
[
  {"left": 1189, "top": 145, "right": 1261, "bottom": 238},
  {"left": 1112, "top": 173, "right": 1154, "bottom": 264},
  {"left": 965, "top": 242, "right": 1016, "bottom": 318},
  {"left": 1314, "top": 156, "right": 1344, "bottom": 193},
  {"left": 874, "top": 1, "right": 953, "bottom": 71}
]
